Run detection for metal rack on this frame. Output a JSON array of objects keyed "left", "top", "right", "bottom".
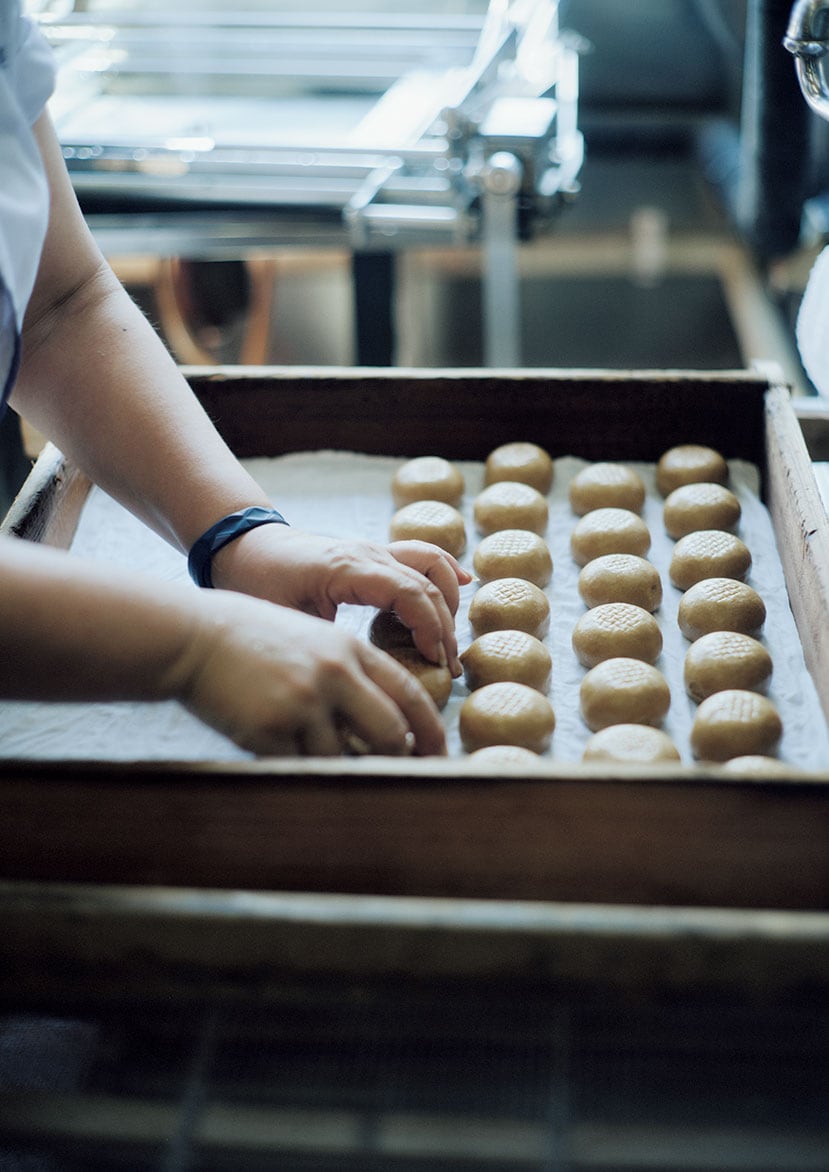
[{"left": 36, "top": 0, "right": 583, "bottom": 365}]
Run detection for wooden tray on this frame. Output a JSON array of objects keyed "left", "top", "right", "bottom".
[{"left": 1, "top": 366, "right": 828, "bottom": 998}]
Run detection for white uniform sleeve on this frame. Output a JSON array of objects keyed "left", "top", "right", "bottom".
[{"left": 0, "top": 6, "right": 56, "bottom": 408}]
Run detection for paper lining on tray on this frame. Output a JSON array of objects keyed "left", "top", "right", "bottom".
[{"left": 0, "top": 450, "right": 826, "bottom": 768}]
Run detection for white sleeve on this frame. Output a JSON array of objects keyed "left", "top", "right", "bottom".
[{"left": 0, "top": 8, "right": 56, "bottom": 407}]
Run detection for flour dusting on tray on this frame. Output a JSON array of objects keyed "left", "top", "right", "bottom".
[{"left": 0, "top": 450, "right": 826, "bottom": 769}]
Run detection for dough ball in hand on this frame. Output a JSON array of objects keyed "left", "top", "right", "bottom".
[{"left": 385, "top": 645, "right": 454, "bottom": 710}]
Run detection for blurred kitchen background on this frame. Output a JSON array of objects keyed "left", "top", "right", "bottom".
[{"left": 5, "top": 0, "right": 829, "bottom": 510}]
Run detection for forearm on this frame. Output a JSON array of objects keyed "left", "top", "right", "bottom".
[
  {"left": 0, "top": 534, "right": 196, "bottom": 702},
  {"left": 13, "top": 267, "right": 269, "bottom": 552},
  {"left": 11, "top": 112, "right": 268, "bottom": 553}
]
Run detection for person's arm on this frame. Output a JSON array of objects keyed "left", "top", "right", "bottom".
[
  {"left": 0, "top": 533, "right": 446, "bottom": 756},
  {"left": 11, "top": 112, "right": 469, "bottom": 671}
]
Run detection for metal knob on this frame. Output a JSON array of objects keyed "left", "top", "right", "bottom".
[
  {"left": 785, "top": 0, "right": 829, "bottom": 120},
  {"left": 481, "top": 152, "right": 523, "bottom": 197}
]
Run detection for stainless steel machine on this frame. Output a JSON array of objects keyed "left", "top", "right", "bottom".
[{"left": 34, "top": 0, "right": 583, "bottom": 366}]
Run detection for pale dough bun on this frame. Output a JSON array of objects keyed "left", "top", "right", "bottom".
[
  {"left": 369, "top": 609, "right": 414, "bottom": 651},
  {"left": 570, "top": 508, "right": 651, "bottom": 567},
  {"left": 391, "top": 455, "right": 464, "bottom": 509},
  {"left": 459, "top": 681, "right": 555, "bottom": 754},
  {"left": 461, "top": 629, "right": 551, "bottom": 693},
  {"left": 572, "top": 602, "right": 662, "bottom": 669},
  {"left": 385, "top": 645, "right": 453, "bottom": 710},
  {"left": 663, "top": 482, "right": 741, "bottom": 540},
  {"left": 690, "top": 689, "right": 782, "bottom": 762},
  {"left": 568, "top": 462, "right": 646, "bottom": 516},
  {"left": 582, "top": 723, "right": 681, "bottom": 766},
  {"left": 578, "top": 554, "right": 662, "bottom": 612},
  {"left": 669, "top": 530, "right": 751, "bottom": 591},
  {"left": 468, "top": 577, "right": 550, "bottom": 640},
  {"left": 473, "top": 528, "right": 553, "bottom": 587},
  {"left": 484, "top": 441, "right": 554, "bottom": 495},
  {"left": 474, "top": 481, "right": 548, "bottom": 537},
  {"left": 656, "top": 444, "right": 728, "bottom": 497},
  {"left": 579, "top": 657, "right": 671, "bottom": 732},
  {"left": 683, "top": 630, "right": 772, "bottom": 702},
  {"left": 677, "top": 577, "right": 766, "bottom": 641},
  {"left": 721, "top": 755, "right": 805, "bottom": 777},
  {"left": 467, "top": 744, "right": 542, "bottom": 765},
  {"left": 389, "top": 499, "right": 466, "bottom": 558}
]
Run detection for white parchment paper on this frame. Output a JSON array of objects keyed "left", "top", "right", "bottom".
[{"left": 1, "top": 451, "right": 826, "bottom": 768}]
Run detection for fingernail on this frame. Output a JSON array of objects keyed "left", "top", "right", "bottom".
[{"left": 436, "top": 643, "right": 448, "bottom": 668}]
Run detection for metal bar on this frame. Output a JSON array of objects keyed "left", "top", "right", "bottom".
[{"left": 482, "top": 152, "right": 523, "bottom": 367}]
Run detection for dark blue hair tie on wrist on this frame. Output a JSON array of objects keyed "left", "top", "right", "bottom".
[{"left": 188, "top": 506, "right": 289, "bottom": 588}]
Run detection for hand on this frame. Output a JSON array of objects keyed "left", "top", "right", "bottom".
[
  {"left": 211, "top": 525, "right": 472, "bottom": 675},
  {"left": 175, "top": 589, "right": 448, "bottom": 757}
]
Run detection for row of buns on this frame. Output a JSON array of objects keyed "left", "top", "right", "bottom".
[{"left": 379, "top": 442, "right": 786, "bottom": 769}]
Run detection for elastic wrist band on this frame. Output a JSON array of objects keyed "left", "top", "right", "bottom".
[{"left": 188, "top": 506, "right": 289, "bottom": 588}]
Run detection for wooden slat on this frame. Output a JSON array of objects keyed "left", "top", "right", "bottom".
[
  {"left": 0, "top": 1090, "right": 826, "bottom": 1169},
  {"left": 0, "top": 759, "right": 825, "bottom": 911},
  {"left": 1, "top": 881, "right": 828, "bottom": 999},
  {"left": 181, "top": 366, "right": 771, "bottom": 469},
  {"left": 0, "top": 441, "right": 91, "bottom": 548},
  {"left": 765, "top": 383, "right": 829, "bottom": 722}
]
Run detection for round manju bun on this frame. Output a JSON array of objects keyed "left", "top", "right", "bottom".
[
  {"left": 468, "top": 577, "right": 551, "bottom": 640},
  {"left": 690, "top": 689, "right": 782, "bottom": 762},
  {"left": 474, "top": 481, "right": 548, "bottom": 537},
  {"left": 460, "top": 681, "right": 555, "bottom": 754},
  {"left": 578, "top": 554, "right": 663, "bottom": 613},
  {"left": 572, "top": 603, "right": 662, "bottom": 669},
  {"left": 473, "top": 529, "right": 553, "bottom": 587},
  {"left": 461, "top": 629, "right": 552, "bottom": 693},
  {"left": 677, "top": 577, "right": 766, "bottom": 641},
  {"left": 389, "top": 499, "right": 466, "bottom": 559},
  {"left": 656, "top": 444, "right": 729, "bottom": 497},
  {"left": 663, "top": 482, "right": 741, "bottom": 540},
  {"left": 570, "top": 508, "right": 651, "bottom": 567},
  {"left": 391, "top": 455, "right": 464, "bottom": 509},
  {"left": 579, "top": 658, "right": 671, "bottom": 733},
  {"left": 484, "top": 442, "right": 554, "bottom": 495},
  {"left": 568, "top": 462, "right": 646, "bottom": 516},
  {"left": 582, "top": 724, "right": 681, "bottom": 766},
  {"left": 669, "top": 530, "right": 751, "bottom": 591}
]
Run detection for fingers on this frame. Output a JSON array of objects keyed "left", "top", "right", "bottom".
[
  {"left": 294, "top": 649, "right": 445, "bottom": 758},
  {"left": 345, "top": 644, "right": 447, "bottom": 757},
  {"left": 387, "top": 540, "right": 472, "bottom": 616}
]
